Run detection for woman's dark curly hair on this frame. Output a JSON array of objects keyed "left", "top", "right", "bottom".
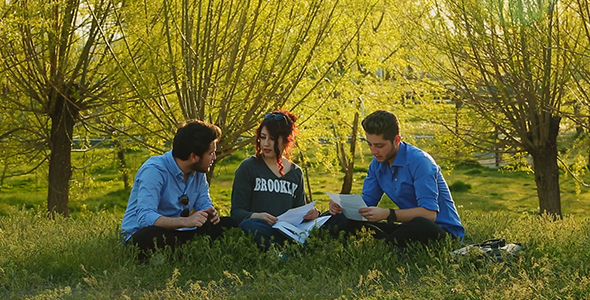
[{"left": 255, "top": 109, "right": 298, "bottom": 176}]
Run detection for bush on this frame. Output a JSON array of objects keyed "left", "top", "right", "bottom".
[
  {"left": 450, "top": 180, "right": 472, "bottom": 192},
  {"left": 464, "top": 169, "right": 483, "bottom": 175},
  {"left": 353, "top": 166, "right": 368, "bottom": 173}
]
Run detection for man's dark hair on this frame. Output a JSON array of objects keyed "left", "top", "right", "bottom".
[
  {"left": 172, "top": 119, "right": 222, "bottom": 160},
  {"left": 361, "top": 110, "right": 400, "bottom": 142}
]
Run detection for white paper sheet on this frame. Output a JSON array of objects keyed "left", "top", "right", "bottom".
[
  {"left": 276, "top": 201, "right": 317, "bottom": 225},
  {"left": 273, "top": 215, "right": 332, "bottom": 243},
  {"left": 272, "top": 201, "right": 331, "bottom": 243},
  {"left": 325, "top": 192, "right": 368, "bottom": 221}
]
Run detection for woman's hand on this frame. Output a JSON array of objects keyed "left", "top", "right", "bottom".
[
  {"left": 250, "top": 212, "right": 278, "bottom": 225},
  {"left": 303, "top": 207, "right": 321, "bottom": 220}
]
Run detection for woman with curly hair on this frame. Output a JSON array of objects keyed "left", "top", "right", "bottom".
[{"left": 230, "top": 110, "right": 320, "bottom": 248}]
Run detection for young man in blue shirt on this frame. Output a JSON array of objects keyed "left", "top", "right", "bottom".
[
  {"left": 121, "top": 120, "right": 237, "bottom": 260},
  {"left": 328, "top": 110, "right": 464, "bottom": 247}
]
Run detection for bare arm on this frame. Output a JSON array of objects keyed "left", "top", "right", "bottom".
[
  {"left": 249, "top": 212, "right": 278, "bottom": 225},
  {"left": 153, "top": 210, "right": 209, "bottom": 229}
]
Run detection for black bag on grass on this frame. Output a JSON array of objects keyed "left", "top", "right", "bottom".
[{"left": 452, "top": 238, "right": 522, "bottom": 261}]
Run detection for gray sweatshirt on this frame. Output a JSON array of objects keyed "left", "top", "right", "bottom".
[{"left": 230, "top": 156, "right": 306, "bottom": 223}]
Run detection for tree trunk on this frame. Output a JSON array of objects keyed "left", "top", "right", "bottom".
[
  {"left": 530, "top": 117, "right": 561, "bottom": 218},
  {"left": 574, "top": 103, "right": 583, "bottom": 136},
  {"left": 531, "top": 147, "right": 561, "bottom": 218},
  {"left": 0, "top": 160, "right": 7, "bottom": 194},
  {"left": 340, "top": 160, "right": 354, "bottom": 194},
  {"left": 47, "top": 98, "right": 76, "bottom": 217},
  {"left": 115, "top": 141, "right": 130, "bottom": 190},
  {"left": 340, "top": 110, "right": 359, "bottom": 194},
  {"left": 494, "top": 126, "right": 502, "bottom": 168},
  {"left": 304, "top": 165, "right": 313, "bottom": 203}
]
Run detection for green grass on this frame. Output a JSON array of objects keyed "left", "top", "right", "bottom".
[
  {"left": 1, "top": 146, "right": 590, "bottom": 298},
  {"left": 1, "top": 208, "right": 590, "bottom": 299}
]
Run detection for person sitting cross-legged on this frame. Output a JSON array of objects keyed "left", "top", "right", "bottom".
[
  {"left": 230, "top": 110, "right": 321, "bottom": 249},
  {"left": 326, "top": 110, "right": 465, "bottom": 248},
  {"left": 121, "top": 119, "right": 237, "bottom": 261}
]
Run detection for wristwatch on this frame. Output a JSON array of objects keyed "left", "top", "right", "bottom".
[
  {"left": 387, "top": 209, "right": 397, "bottom": 223},
  {"left": 315, "top": 207, "right": 322, "bottom": 218}
]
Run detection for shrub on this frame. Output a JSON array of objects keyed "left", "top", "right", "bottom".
[
  {"left": 464, "top": 169, "right": 483, "bottom": 175},
  {"left": 450, "top": 180, "right": 472, "bottom": 192},
  {"left": 353, "top": 166, "right": 369, "bottom": 173}
]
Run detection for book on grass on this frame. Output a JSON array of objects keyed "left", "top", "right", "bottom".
[
  {"left": 272, "top": 201, "right": 331, "bottom": 243},
  {"left": 325, "top": 192, "right": 368, "bottom": 221}
]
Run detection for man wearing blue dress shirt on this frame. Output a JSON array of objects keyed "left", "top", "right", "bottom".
[
  {"left": 328, "top": 110, "right": 464, "bottom": 247},
  {"left": 121, "top": 119, "right": 237, "bottom": 260}
]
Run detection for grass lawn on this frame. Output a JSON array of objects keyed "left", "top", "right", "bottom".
[{"left": 1, "top": 145, "right": 590, "bottom": 299}]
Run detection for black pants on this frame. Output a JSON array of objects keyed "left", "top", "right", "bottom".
[
  {"left": 127, "top": 217, "right": 237, "bottom": 260},
  {"left": 323, "top": 213, "right": 449, "bottom": 247}
]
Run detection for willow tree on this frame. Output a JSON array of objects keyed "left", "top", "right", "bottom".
[
  {"left": 293, "top": 0, "right": 427, "bottom": 194},
  {"left": 0, "top": 0, "right": 135, "bottom": 216},
  {"left": 422, "top": 0, "right": 586, "bottom": 217},
  {"left": 126, "top": 0, "right": 354, "bottom": 177},
  {"left": 571, "top": 0, "right": 590, "bottom": 167}
]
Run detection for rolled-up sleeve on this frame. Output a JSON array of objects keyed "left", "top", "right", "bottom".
[
  {"left": 135, "top": 167, "right": 166, "bottom": 227},
  {"left": 362, "top": 159, "right": 384, "bottom": 206},
  {"left": 413, "top": 157, "right": 440, "bottom": 212}
]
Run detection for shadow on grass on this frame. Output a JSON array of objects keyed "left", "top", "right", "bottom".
[{"left": 72, "top": 188, "right": 131, "bottom": 213}]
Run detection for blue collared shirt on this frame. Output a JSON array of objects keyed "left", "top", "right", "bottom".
[
  {"left": 121, "top": 150, "right": 214, "bottom": 240},
  {"left": 362, "top": 142, "right": 465, "bottom": 239}
]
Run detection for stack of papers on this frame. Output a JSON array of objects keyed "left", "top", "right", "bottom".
[{"left": 272, "top": 201, "right": 331, "bottom": 243}]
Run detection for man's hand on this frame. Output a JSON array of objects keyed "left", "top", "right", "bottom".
[
  {"left": 184, "top": 210, "right": 209, "bottom": 227},
  {"left": 203, "top": 207, "right": 220, "bottom": 225},
  {"left": 329, "top": 199, "right": 343, "bottom": 215},
  {"left": 358, "top": 207, "right": 390, "bottom": 222},
  {"left": 250, "top": 212, "right": 278, "bottom": 225}
]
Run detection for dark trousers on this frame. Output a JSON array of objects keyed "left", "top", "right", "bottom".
[
  {"left": 323, "top": 213, "right": 449, "bottom": 248},
  {"left": 127, "top": 217, "right": 237, "bottom": 260},
  {"left": 238, "top": 218, "right": 288, "bottom": 250}
]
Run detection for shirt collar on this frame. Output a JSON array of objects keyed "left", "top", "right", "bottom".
[
  {"left": 164, "top": 150, "right": 186, "bottom": 178},
  {"left": 392, "top": 142, "right": 407, "bottom": 167},
  {"left": 377, "top": 142, "right": 408, "bottom": 171}
]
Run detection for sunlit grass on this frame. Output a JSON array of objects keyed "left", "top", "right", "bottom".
[
  {"left": 1, "top": 142, "right": 590, "bottom": 298},
  {"left": 1, "top": 208, "right": 589, "bottom": 299}
]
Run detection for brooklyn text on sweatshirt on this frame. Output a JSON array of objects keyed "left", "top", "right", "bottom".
[{"left": 253, "top": 177, "right": 298, "bottom": 197}]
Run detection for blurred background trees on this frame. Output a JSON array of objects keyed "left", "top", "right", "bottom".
[{"left": 1, "top": 0, "right": 589, "bottom": 217}]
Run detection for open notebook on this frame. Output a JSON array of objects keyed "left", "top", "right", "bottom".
[{"left": 272, "top": 201, "right": 331, "bottom": 243}]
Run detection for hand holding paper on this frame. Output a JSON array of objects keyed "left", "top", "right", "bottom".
[
  {"left": 276, "top": 201, "right": 317, "bottom": 224},
  {"left": 326, "top": 192, "right": 368, "bottom": 221},
  {"left": 272, "top": 201, "right": 331, "bottom": 243}
]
